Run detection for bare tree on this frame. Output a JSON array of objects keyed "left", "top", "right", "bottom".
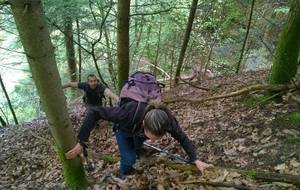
[
  {"left": 0, "top": 74, "right": 18, "bottom": 125},
  {"left": 174, "top": 0, "right": 198, "bottom": 85},
  {"left": 236, "top": 0, "right": 256, "bottom": 74}
]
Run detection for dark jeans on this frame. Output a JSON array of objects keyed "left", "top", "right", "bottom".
[{"left": 114, "top": 125, "right": 145, "bottom": 176}]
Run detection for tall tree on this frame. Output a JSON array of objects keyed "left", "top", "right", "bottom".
[
  {"left": 235, "top": 0, "right": 256, "bottom": 74},
  {"left": 99, "top": 0, "right": 117, "bottom": 88},
  {"left": 76, "top": 18, "right": 82, "bottom": 82},
  {"left": 9, "top": 1, "right": 88, "bottom": 189},
  {"left": 64, "top": 20, "right": 77, "bottom": 82},
  {"left": 0, "top": 115, "right": 7, "bottom": 127},
  {"left": 0, "top": 74, "right": 18, "bottom": 125},
  {"left": 174, "top": 0, "right": 198, "bottom": 85},
  {"left": 117, "top": 0, "right": 130, "bottom": 91},
  {"left": 64, "top": 0, "right": 77, "bottom": 83},
  {"left": 153, "top": 22, "right": 162, "bottom": 76},
  {"left": 269, "top": 0, "right": 300, "bottom": 84}
]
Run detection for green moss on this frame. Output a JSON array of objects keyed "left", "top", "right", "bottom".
[
  {"left": 56, "top": 146, "right": 88, "bottom": 190},
  {"left": 287, "top": 112, "right": 300, "bottom": 121},
  {"left": 246, "top": 169, "right": 257, "bottom": 177},
  {"left": 241, "top": 94, "right": 273, "bottom": 107},
  {"left": 269, "top": 1, "right": 300, "bottom": 84},
  {"left": 287, "top": 137, "right": 300, "bottom": 144}
]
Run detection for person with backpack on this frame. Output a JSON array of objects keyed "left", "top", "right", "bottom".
[
  {"left": 65, "top": 71, "right": 210, "bottom": 178},
  {"left": 62, "top": 74, "right": 119, "bottom": 107}
]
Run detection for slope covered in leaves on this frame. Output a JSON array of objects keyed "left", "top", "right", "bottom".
[{"left": 0, "top": 70, "right": 300, "bottom": 189}]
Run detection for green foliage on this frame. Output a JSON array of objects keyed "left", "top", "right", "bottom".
[
  {"left": 241, "top": 94, "right": 273, "bottom": 107},
  {"left": 274, "top": 6, "right": 290, "bottom": 14},
  {"left": 246, "top": 169, "right": 257, "bottom": 177},
  {"left": 286, "top": 137, "right": 300, "bottom": 144},
  {"left": 219, "top": 0, "right": 244, "bottom": 36},
  {"left": 287, "top": 112, "right": 300, "bottom": 121},
  {"left": 1, "top": 73, "right": 42, "bottom": 124},
  {"left": 0, "top": 0, "right": 292, "bottom": 125}
]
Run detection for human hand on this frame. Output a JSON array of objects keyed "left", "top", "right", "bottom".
[
  {"left": 194, "top": 160, "right": 212, "bottom": 174},
  {"left": 65, "top": 143, "right": 83, "bottom": 159}
]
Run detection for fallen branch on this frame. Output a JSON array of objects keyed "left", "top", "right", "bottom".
[
  {"left": 164, "top": 84, "right": 295, "bottom": 104},
  {"left": 156, "top": 160, "right": 300, "bottom": 186},
  {"left": 178, "top": 77, "right": 210, "bottom": 91},
  {"left": 181, "top": 180, "right": 253, "bottom": 190}
]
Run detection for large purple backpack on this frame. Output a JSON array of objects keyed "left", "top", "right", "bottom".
[
  {"left": 120, "top": 71, "right": 164, "bottom": 103},
  {"left": 119, "top": 71, "right": 164, "bottom": 134}
]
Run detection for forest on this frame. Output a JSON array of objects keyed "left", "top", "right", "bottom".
[{"left": 0, "top": 0, "right": 300, "bottom": 189}]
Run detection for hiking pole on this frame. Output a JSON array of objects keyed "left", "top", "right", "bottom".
[{"left": 143, "top": 142, "right": 189, "bottom": 163}]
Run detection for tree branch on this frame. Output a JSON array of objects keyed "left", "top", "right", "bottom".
[
  {"left": 181, "top": 180, "right": 253, "bottom": 190},
  {"left": 178, "top": 77, "right": 210, "bottom": 91},
  {"left": 130, "top": 7, "right": 174, "bottom": 16},
  {"left": 0, "top": 0, "right": 9, "bottom": 6},
  {"left": 164, "top": 84, "right": 294, "bottom": 103}
]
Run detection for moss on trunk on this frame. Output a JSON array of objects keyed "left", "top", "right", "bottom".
[
  {"left": 10, "top": 1, "right": 88, "bottom": 189},
  {"left": 56, "top": 146, "right": 88, "bottom": 190},
  {"left": 269, "top": 0, "right": 300, "bottom": 84}
]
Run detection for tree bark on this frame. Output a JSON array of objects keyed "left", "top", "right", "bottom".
[
  {"left": 9, "top": 1, "right": 87, "bottom": 189},
  {"left": 269, "top": 0, "right": 300, "bottom": 84},
  {"left": 76, "top": 19, "right": 82, "bottom": 82},
  {"left": 0, "top": 115, "right": 7, "bottom": 127},
  {"left": 99, "top": 0, "right": 117, "bottom": 89},
  {"left": 0, "top": 74, "right": 18, "bottom": 125},
  {"left": 104, "top": 27, "right": 117, "bottom": 89},
  {"left": 117, "top": 0, "right": 130, "bottom": 92},
  {"left": 153, "top": 22, "right": 162, "bottom": 76},
  {"left": 174, "top": 0, "right": 198, "bottom": 85},
  {"left": 0, "top": 107, "right": 9, "bottom": 125},
  {"left": 235, "top": 0, "right": 256, "bottom": 74},
  {"left": 64, "top": 20, "right": 77, "bottom": 83}
]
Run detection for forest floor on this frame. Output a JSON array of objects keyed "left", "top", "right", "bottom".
[{"left": 1, "top": 70, "right": 300, "bottom": 190}]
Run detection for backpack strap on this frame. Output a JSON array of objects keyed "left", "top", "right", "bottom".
[{"left": 131, "top": 101, "right": 146, "bottom": 133}]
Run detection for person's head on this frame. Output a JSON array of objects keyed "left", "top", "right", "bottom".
[
  {"left": 87, "top": 74, "right": 98, "bottom": 89},
  {"left": 143, "top": 102, "right": 170, "bottom": 141}
]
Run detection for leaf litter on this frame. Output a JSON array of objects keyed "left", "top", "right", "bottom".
[{"left": 0, "top": 70, "right": 299, "bottom": 189}]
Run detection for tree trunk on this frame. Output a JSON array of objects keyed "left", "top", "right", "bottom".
[
  {"left": 0, "top": 115, "right": 7, "bottom": 127},
  {"left": 169, "top": 42, "right": 176, "bottom": 88},
  {"left": 64, "top": 20, "right": 77, "bottom": 83},
  {"left": 0, "top": 74, "right": 18, "bottom": 125},
  {"left": 76, "top": 19, "right": 82, "bottom": 82},
  {"left": 153, "top": 22, "right": 162, "bottom": 76},
  {"left": 174, "top": 0, "right": 198, "bottom": 85},
  {"left": 270, "top": 0, "right": 300, "bottom": 84},
  {"left": 99, "top": 0, "right": 117, "bottom": 89},
  {"left": 0, "top": 107, "right": 9, "bottom": 125},
  {"left": 9, "top": 1, "right": 88, "bottom": 189},
  {"left": 117, "top": 0, "right": 130, "bottom": 92},
  {"left": 235, "top": 0, "right": 256, "bottom": 74}
]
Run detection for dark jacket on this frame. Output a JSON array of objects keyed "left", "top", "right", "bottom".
[{"left": 78, "top": 98, "right": 198, "bottom": 162}]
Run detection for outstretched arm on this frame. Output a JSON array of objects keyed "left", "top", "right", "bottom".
[
  {"left": 104, "top": 88, "right": 119, "bottom": 103},
  {"left": 65, "top": 101, "right": 137, "bottom": 159},
  {"left": 62, "top": 82, "right": 78, "bottom": 89},
  {"left": 167, "top": 113, "right": 211, "bottom": 174}
]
